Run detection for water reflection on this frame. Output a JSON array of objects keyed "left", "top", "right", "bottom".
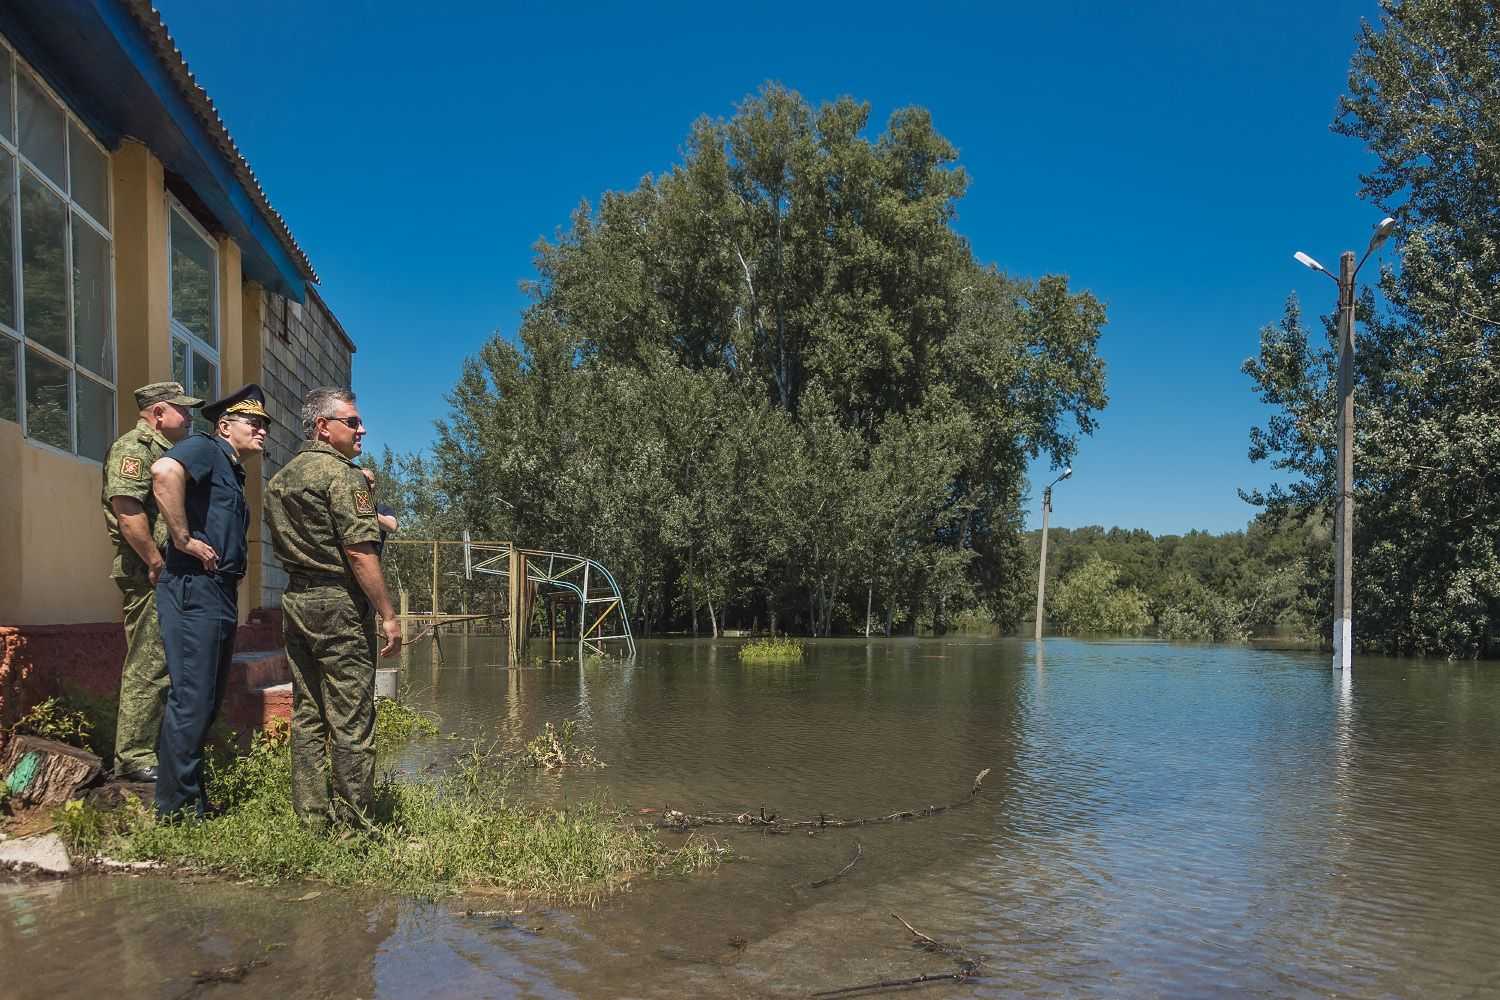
[{"left": 6, "top": 639, "right": 1500, "bottom": 998}]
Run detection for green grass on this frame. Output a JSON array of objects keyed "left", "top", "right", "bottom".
[
  {"left": 58, "top": 709, "right": 720, "bottom": 901},
  {"left": 374, "top": 697, "right": 440, "bottom": 756},
  {"left": 738, "top": 636, "right": 806, "bottom": 664}
]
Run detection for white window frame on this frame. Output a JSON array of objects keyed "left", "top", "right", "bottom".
[
  {"left": 0, "top": 36, "right": 116, "bottom": 464},
  {"left": 167, "top": 195, "right": 219, "bottom": 412}
]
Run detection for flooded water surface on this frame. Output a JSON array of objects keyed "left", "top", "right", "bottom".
[{"left": 6, "top": 638, "right": 1500, "bottom": 998}]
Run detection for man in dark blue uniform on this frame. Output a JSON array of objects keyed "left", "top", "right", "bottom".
[{"left": 149, "top": 384, "right": 269, "bottom": 818}]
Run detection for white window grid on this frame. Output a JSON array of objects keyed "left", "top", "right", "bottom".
[
  {"left": 167, "top": 194, "right": 219, "bottom": 409},
  {"left": 0, "top": 35, "right": 116, "bottom": 463}
]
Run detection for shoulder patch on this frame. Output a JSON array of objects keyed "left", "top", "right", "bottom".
[
  {"left": 120, "top": 455, "right": 143, "bottom": 479},
  {"left": 353, "top": 489, "right": 375, "bottom": 516}
]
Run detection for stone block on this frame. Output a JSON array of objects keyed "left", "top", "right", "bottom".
[{"left": 0, "top": 833, "right": 71, "bottom": 875}]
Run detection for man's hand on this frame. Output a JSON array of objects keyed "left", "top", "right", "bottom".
[
  {"left": 379, "top": 616, "right": 402, "bottom": 658},
  {"left": 111, "top": 495, "right": 169, "bottom": 585},
  {"left": 177, "top": 537, "right": 218, "bottom": 572},
  {"left": 346, "top": 541, "right": 400, "bottom": 658}
]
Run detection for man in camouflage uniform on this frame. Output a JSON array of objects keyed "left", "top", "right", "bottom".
[
  {"left": 266, "top": 387, "right": 401, "bottom": 830},
  {"left": 101, "top": 381, "right": 203, "bottom": 782}
]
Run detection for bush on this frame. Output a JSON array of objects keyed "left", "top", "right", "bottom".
[
  {"left": 1156, "top": 592, "right": 1250, "bottom": 644},
  {"left": 11, "top": 697, "right": 95, "bottom": 750},
  {"left": 374, "top": 698, "right": 439, "bottom": 756},
  {"left": 1050, "top": 557, "right": 1151, "bottom": 635},
  {"left": 738, "top": 637, "right": 806, "bottom": 663},
  {"left": 948, "top": 607, "right": 996, "bottom": 634},
  {"left": 523, "top": 720, "right": 605, "bottom": 769}
]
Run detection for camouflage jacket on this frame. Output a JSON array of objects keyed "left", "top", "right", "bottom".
[
  {"left": 101, "top": 419, "right": 174, "bottom": 579},
  {"left": 266, "top": 441, "right": 382, "bottom": 578}
]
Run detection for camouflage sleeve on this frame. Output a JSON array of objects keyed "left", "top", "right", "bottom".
[
  {"left": 104, "top": 439, "right": 154, "bottom": 505},
  {"left": 330, "top": 465, "right": 383, "bottom": 548}
]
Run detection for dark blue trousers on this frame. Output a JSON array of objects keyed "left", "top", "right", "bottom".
[{"left": 154, "top": 570, "right": 238, "bottom": 817}]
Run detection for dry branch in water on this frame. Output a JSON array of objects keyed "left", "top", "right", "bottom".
[
  {"left": 655, "top": 769, "right": 990, "bottom": 832},
  {"left": 809, "top": 840, "right": 863, "bottom": 888},
  {"left": 811, "top": 912, "right": 986, "bottom": 998},
  {"left": 173, "top": 959, "right": 268, "bottom": 1000}
]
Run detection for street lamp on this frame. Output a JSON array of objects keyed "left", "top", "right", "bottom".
[
  {"left": 1294, "top": 216, "right": 1397, "bottom": 671},
  {"left": 1033, "top": 466, "right": 1072, "bottom": 642}
]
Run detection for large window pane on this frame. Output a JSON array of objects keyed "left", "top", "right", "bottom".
[
  {"left": 21, "top": 170, "right": 67, "bottom": 355},
  {"left": 25, "top": 346, "right": 69, "bottom": 450},
  {"left": 0, "top": 151, "right": 14, "bottom": 331},
  {"left": 15, "top": 71, "right": 65, "bottom": 187},
  {"left": 72, "top": 216, "right": 111, "bottom": 377},
  {"left": 76, "top": 373, "right": 112, "bottom": 461},
  {"left": 170, "top": 210, "right": 215, "bottom": 347},
  {"left": 0, "top": 336, "right": 16, "bottom": 423},
  {"left": 0, "top": 50, "right": 11, "bottom": 144},
  {"left": 192, "top": 350, "right": 216, "bottom": 405},
  {"left": 191, "top": 351, "right": 217, "bottom": 433},
  {"left": 69, "top": 122, "right": 108, "bottom": 226},
  {"left": 172, "top": 336, "right": 188, "bottom": 386}
]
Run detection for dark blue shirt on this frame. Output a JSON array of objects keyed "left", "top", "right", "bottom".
[{"left": 161, "top": 432, "right": 249, "bottom": 578}]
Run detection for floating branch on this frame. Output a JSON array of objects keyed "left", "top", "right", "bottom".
[
  {"left": 655, "top": 769, "right": 991, "bottom": 832},
  {"left": 890, "top": 912, "right": 984, "bottom": 972},
  {"left": 811, "top": 912, "right": 987, "bottom": 998},
  {"left": 809, "top": 840, "right": 863, "bottom": 888},
  {"left": 811, "top": 970, "right": 972, "bottom": 998}
]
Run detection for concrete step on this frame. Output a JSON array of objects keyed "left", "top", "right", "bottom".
[
  {"left": 222, "top": 653, "right": 292, "bottom": 739},
  {"left": 230, "top": 649, "right": 289, "bottom": 690}
]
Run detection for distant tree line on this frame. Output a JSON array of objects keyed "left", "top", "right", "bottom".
[
  {"left": 1028, "top": 518, "right": 1324, "bottom": 641},
  {"left": 372, "top": 85, "right": 1107, "bottom": 637}
]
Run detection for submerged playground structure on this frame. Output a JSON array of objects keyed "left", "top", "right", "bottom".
[{"left": 384, "top": 534, "right": 636, "bottom": 664}]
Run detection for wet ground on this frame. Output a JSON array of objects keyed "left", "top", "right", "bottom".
[{"left": 5, "top": 637, "right": 1500, "bottom": 998}]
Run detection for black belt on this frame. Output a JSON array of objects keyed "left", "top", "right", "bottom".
[{"left": 285, "top": 570, "right": 348, "bottom": 588}]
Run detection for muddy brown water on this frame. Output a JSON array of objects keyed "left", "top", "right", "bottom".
[{"left": 5, "top": 637, "right": 1500, "bottom": 998}]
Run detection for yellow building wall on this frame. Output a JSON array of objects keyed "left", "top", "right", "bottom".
[
  {"left": 0, "top": 421, "right": 120, "bottom": 624},
  {"left": 240, "top": 283, "right": 267, "bottom": 608},
  {"left": 113, "top": 139, "right": 170, "bottom": 422},
  {"left": 0, "top": 140, "right": 266, "bottom": 626}
]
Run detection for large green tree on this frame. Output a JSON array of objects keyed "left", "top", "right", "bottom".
[
  {"left": 1245, "top": 0, "right": 1500, "bottom": 656},
  {"left": 407, "top": 85, "right": 1107, "bottom": 635}
]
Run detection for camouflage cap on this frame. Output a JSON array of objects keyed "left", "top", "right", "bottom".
[{"left": 134, "top": 381, "right": 204, "bottom": 410}]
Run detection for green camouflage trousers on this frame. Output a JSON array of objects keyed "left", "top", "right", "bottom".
[
  {"left": 282, "top": 581, "right": 377, "bottom": 828},
  {"left": 114, "top": 572, "right": 169, "bottom": 772}
]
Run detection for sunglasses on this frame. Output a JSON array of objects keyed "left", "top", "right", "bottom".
[
  {"left": 323, "top": 415, "right": 365, "bottom": 430},
  {"left": 227, "top": 415, "right": 269, "bottom": 431}
]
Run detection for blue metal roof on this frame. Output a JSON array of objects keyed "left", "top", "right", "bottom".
[{"left": 0, "top": 0, "right": 314, "bottom": 301}]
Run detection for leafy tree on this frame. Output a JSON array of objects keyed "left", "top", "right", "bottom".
[
  {"left": 1245, "top": 0, "right": 1500, "bottom": 656},
  {"left": 401, "top": 85, "right": 1108, "bottom": 636},
  {"left": 1049, "top": 556, "right": 1150, "bottom": 635}
]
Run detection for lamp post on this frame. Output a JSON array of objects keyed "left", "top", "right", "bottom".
[
  {"left": 1294, "top": 216, "right": 1397, "bottom": 671},
  {"left": 1033, "top": 466, "right": 1072, "bottom": 642}
]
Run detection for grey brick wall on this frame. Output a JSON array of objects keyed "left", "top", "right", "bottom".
[{"left": 258, "top": 287, "right": 355, "bottom": 608}]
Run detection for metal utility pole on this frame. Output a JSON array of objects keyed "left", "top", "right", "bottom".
[
  {"left": 1333, "top": 251, "right": 1356, "bottom": 673},
  {"left": 1294, "top": 217, "right": 1396, "bottom": 672},
  {"left": 1034, "top": 467, "right": 1072, "bottom": 642}
]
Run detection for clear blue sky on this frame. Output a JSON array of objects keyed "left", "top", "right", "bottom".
[{"left": 154, "top": 0, "right": 1387, "bottom": 536}]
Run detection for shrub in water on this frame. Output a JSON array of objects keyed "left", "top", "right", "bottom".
[
  {"left": 738, "top": 637, "right": 806, "bottom": 663},
  {"left": 523, "top": 720, "right": 605, "bottom": 769}
]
